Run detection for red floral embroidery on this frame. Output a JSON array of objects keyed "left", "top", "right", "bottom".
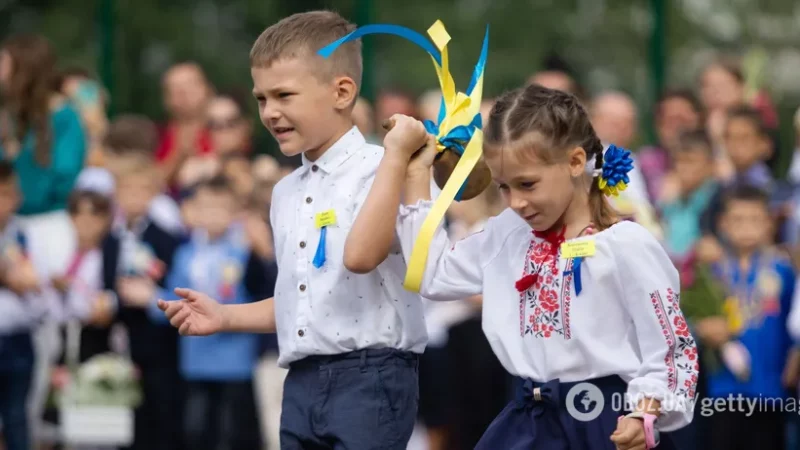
[
  {"left": 518, "top": 232, "right": 570, "bottom": 339},
  {"left": 650, "top": 288, "right": 698, "bottom": 400}
]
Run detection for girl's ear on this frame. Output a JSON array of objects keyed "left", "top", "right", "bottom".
[{"left": 567, "top": 146, "right": 587, "bottom": 178}]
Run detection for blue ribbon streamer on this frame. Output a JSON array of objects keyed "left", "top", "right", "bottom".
[
  {"left": 319, "top": 24, "right": 489, "bottom": 202},
  {"left": 318, "top": 24, "right": 441, "bottom": 65},
  {"left": 313, "top": 226, "right": 327, "bottom": 268},
  {"left": 564, "top": 257, "right": 584, "bottom": 296}
]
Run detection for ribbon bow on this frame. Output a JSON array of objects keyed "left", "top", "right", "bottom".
[
  {"left": 517, "top": 378, "right": 561, "bottom": 416},
  {"left": 515, "top": 226, "right": 566, "bottom": 293},
  {"left": 597, "top": 144, "right": 634, "bottom": 197},
  {"left": 319, "top": 20, "right": 489, "bottom": 293}
]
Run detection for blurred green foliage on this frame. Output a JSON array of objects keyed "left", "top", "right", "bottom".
[{"left": 2, "top": 0, "right": 799, "bottom": 164}]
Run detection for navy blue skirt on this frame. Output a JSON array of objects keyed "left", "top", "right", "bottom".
[{"left": 476, "top": 376, "right": 679, "bottom": 450}]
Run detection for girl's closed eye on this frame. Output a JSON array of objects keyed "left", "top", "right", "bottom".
[{"left": 519, "top": 181, "right": 537, "bottom": 190}]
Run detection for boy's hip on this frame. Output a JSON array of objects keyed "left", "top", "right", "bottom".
[{"left": 0, "top": 331, "right": 34, "bottom": 372}]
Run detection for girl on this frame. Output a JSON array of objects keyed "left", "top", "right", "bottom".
[{"left": 345, "top": 85, "right": 698, "bottom": 450}]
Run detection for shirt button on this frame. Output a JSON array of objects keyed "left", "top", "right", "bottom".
[
  {"left": 298, "top": 329, "right": 305, "bottom": 337},
  {"left": 305, "top": 196, "right": 313, "bottom": 204},
  {"left": 311, "top": 165, "right": 319, "bottom": 172},
  {"left": 299, "top": 241, "right": 306, "bottom": 248},
  {"left": 299, "top": 284, "right": 306, "bottom": 292}
]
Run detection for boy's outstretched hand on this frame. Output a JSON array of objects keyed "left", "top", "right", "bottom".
[{"left": 158, "top": 288, "right": 225, "bottom": 336}]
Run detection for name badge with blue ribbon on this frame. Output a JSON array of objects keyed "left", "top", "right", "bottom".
[{"left": 313, "top": 210, "right": 337, "bottom": 268}]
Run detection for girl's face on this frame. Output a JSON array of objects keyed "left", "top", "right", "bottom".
[
  {"left": 71, "top": 201, "right": 109, "bottom": 247},
  {"left": 0, "top": 50, "right": 13, "bottom": 91},
  {"left": 484, "top": 145, "right": 587, "bottom": 231}
]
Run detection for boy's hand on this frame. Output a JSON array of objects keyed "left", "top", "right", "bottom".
[
  {"left": 695, "top": 316, "right": 730, "bottom": 348},
  {"left": 407, "top": 134, "right": 438, "bottom": 180},
  {"left": 158, "top": 287, "right": 224, "bottom": 336},
  {"left": 87, "top": 292, "right": 115, "bottom": 327},
  {"left": 611, "top": 417, "right": 646, "bottom": 450},
  {"left": 382, "top": 114, "right": 431, "bottom": 163},
  {"left": 118, "top": 276, "right": 156, "bottom": 308},
  {"left": 52, "top": 276, "right": 71, "bottom": 294},
  {"left": 3, "top": 261, "right": 41, "bottom": 295}
]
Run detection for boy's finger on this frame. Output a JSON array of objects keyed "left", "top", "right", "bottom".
[
  {"left": 163, "top": 301, "right": 183, "bottom": 319},
  {"left": 178, "top": 321, "right": 192, "bottom": 336},
  {"left": 170, "top": 307, "right": 192, "bottom": 329}
]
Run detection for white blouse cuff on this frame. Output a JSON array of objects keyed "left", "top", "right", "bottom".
[
  {"left": 627, "top": 378, "right": 693, "bottom": 432},
  {"left": 398, "top": 199, "right": 435, "bottom": 216}
]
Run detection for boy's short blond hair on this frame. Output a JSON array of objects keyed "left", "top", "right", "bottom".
[{"left": 250, "top": 11, "right": 362, "bottom": 89}]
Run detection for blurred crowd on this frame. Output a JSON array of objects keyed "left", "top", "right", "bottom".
[{"left": 1, "top": 27, "right": 800, "bottom": 450}]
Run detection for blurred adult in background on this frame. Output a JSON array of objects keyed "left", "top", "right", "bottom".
[
  {"left": 156, "top": 62, "right": 214, "bottom": 187},
  {"left": 527, "top": 53, "right": 586, "bottom": 103},
  {"left": 375, "top": 88, "right": 416, "bottom": 137},
  {"left": 0, "top": 32, "right": 86, "bottom": 442},
  {"left": 352, "top": 97, "right": 377, "bottom": 143},
  {"left": 637, "top": 89, "right": 704, "bottom": 202},
  {"left": 56, "top": 67, "right": 109, "bottom": 168},
  {"left": 589, "top": 91, "right": 663, "bottom": 240}
]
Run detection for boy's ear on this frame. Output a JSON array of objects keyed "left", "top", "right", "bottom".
[{"left": 333, "top": 76, "right": 357, "bottom": 111}]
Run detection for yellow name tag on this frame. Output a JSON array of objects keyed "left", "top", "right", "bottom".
[
  {"left": 560, "top": 240, "right": 596, "bottom": 258},
  {"left": 315, "top": 209, "right": 337, "bottom": 228}
]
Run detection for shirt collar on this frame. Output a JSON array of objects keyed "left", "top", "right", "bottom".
[{"left": 300, "top": 126, "right": 365, "bottom": 175}]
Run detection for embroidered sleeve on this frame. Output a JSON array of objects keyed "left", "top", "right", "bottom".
[
  {"left": 396, "top": 200, "right": 484, "bottom": 300},
  {"left": 615, "top": 223, "right": 698, "bottom": 432}
]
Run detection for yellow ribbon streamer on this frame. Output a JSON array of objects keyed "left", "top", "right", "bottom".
[{"left": 403, "top": 21, "right": 486, "bottom": 293}]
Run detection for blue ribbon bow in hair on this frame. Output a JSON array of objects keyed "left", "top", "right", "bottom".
[{"left": 597, "top": 144, "right": 634, "bottom": 197}]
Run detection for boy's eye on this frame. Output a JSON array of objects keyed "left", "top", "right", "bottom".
[
  {"left": 278, "top": 92, "right": 294, "bottom": 99},
  {"left": 497, "top": 184, "right": 509, "bottom": 191},
  {"left": 520, "top": 181, "right": 536, "bottom": 189},
  {"left": 254, "top": 95, "right": 266, "bottom": 104}
]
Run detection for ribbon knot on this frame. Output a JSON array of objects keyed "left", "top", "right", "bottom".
[
  {"left": 517, "top": 379, "right": 561, "bottom": 416},
  {"left": 598, "top": 144, "right": 634, "bottom": 197}
]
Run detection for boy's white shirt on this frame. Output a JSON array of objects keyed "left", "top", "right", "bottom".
[
  {"left": 269, "top": 126, "right": 427, "bottom": 368},
  {"left": 0, "top": 217, "right": 61, "bottom": 333},
  {"left": 396, "top": 204, "right": 698, "bottom": 431}
]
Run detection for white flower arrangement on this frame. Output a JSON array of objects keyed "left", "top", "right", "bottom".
[{"left": 57, "top": 353, "right": 142, "bottom": 408}]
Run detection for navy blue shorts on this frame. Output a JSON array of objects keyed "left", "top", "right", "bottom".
[
  {"left": 476, "top": 376, "right": 680, "bottom": 450},
  {"left": 280, "top": 348, "right": 419, "bottom": 449}
]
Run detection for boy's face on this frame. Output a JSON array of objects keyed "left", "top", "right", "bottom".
[
  {"left": 194, "top": 188, "right": 236, "bottom": 237},
  {"left": 0, "top": 178, "right": 20, "bottom": 224},
  {"left": 724, "top": 117, "right": 769, "bottom": 171},
  {"left": 115, "top": 171, "right": 158, "bottom": 221},
  {"left": 72, "top": 201, "right": 109, "bottom": 246},
  {"left": 673, "top": 147, "right": 713, "bottom": 194},
  {"left": 252, "top": 57, "right": 355, "bottom": 159},
  {"left": 720, "top": 199, "right": 771, "bottom": 253}
]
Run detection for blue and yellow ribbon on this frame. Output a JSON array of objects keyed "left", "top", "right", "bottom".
[{"left": 319, "top": 20, "right": 489, "bottom": 293}]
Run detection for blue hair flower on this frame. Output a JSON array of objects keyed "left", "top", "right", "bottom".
[{"left": 597, "top": 144, "right": 634, "bottom": 197}]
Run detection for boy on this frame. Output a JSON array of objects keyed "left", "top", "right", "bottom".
[
  {"left": 0, "top": 161, "right": 56, "bottom": 450},
  {"left": 698, "top": 186, "right": 794, "bottom": 450},
  {"left": 101, "top": 115, "right": 185, "bottom": 450},
  {"left": 158, "top": 11, "right": 431, "bottom": 449},
  {"left": 658, "top": 129, "right": 719, "bottom": 260},
  {"left": 702, "top": 106, "right": 774, "bottom": 239},
  {"left": 121, "top": 176, "right": 275, "bottom": 450}
]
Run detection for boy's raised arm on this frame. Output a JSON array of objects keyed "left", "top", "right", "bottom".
[{"left": 343, "top": 115, "right": 432, "bottom": 274}]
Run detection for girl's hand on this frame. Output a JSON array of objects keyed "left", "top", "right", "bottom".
[{"left": 611, "top": 417, "right": 647, "bottom": 450}]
